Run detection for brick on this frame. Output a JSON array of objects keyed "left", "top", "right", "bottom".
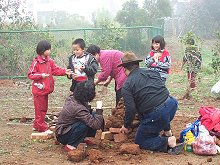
[
  {"left": 109, "top": 127, "right": 121, "bottom": 134},
  {"left": 119, "top": 143, "right": 140, "bottom": 155},
  {"left": 31, "top": 133, "right": 54, "bottom": 140},
  {"left": 49, "top": 126, "right": 56, "bottom": 132},
  {"left": 101, "top": 131, "right": 114, "bottom": 140},
  {"left": 95, "top": 130, "right": 102, "bottom": 139},
  {"left": 114, "top": 133, "right": 127, "bottom": 143},
  {"left": 88, "top": 149, "right": 103, "bottom": 163},
  {"left": 68, "top": 149, "right": 86, "bottom": 162}
]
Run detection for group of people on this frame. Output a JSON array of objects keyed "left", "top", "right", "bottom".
[{"left": 27, "top": 35, "right": 201, "bottom": 154}]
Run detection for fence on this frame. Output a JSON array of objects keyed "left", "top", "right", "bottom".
[{"left": 0, "top": 26, "right": 163, "bottom": 77}]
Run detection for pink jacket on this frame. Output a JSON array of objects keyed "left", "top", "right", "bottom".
[{"left": 98, "top": 50, "right": 127, "bottom": 90}]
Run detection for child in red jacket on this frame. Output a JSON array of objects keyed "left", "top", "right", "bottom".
[
  {"left": 145, "top": 35, "right": 171, "bottom": 84},
  {"left": 28, "top": 40, "right": 71, "bottom": 133}
]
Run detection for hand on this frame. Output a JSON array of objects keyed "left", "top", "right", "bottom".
[
  {"left": 120, "top": 125, "right": 129, "bottom": 134},
  {"left": 103, "top": 80, "right": 110, "bottom": 87},
  {"left": 96, "top": 101, "right": 103, "bottom": 109},
  {"left": 153, "top": 56, "right": 159, "bottom": 63},
  {"left": 42, "top": 73, "right": 49, "bottom": 78},
  {"left": 71, "top": 73, "right": 77, "bottom": 80},
  {"left": 65, "top": 69, "right": 72, "bottom": 76}
]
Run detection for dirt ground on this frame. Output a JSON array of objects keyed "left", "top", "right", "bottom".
[{"left": 0, "top": 73, "right": 220, "bottom": 165}]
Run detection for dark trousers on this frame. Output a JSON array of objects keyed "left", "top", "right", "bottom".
[
  {"left": 116, "top": 88, "right": 122, "bottom": 106},
  {"left": 135, "top": 96, "right": 178, "bottom": 152},
  {"left": 33, "top": 95, "right": 48, "bottom": 132},
  {"left": 56, "top": 121, "right": 96, "bottom": 148}
]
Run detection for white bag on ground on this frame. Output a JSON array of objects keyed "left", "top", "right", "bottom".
[{"left": 211, "top": 80, "right": 220, "bottom": 94}]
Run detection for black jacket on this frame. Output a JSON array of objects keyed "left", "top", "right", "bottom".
[
  {"left": 121, "top": 68, "right": 169, "bottom": 128},
  {"left": 67, "top": 52, "right": 99, "bottom": 92}
]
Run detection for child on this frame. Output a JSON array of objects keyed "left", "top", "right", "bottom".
[
  {"left": 181, "top": 38, "right": 202, "bottom": 89},
  {"left": 67, "top": 38, "right": 98, "bottom": 92},
  {"left": 145, "top": 35, "right": 171, "bottom": 84},
  {"left": 55, "top": 81, "right": 104, "bottom": 151},
  {"left": 27, "top": 40, "right": 71, "bottom": 133}
]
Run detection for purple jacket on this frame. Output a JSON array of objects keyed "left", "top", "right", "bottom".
[{"left": 98, "top": 50, "right": 127, "bottom": 90}]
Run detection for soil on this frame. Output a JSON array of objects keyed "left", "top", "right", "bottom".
[{"left": 0, "top": 72, "right": 220, "bottom": 165}]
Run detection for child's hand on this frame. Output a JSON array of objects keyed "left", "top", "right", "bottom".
[
  {"left": 42, "top": 73, "right": 49, "bottom": 78},
  {"left": 65, "top": 69, "right": 72, "bottom": 75},
  {"left": 153, "top": 56, "right": 159, "bottom": 63},
  {"left": 71, "top": 73, "right": 77, "bottom": 80}
]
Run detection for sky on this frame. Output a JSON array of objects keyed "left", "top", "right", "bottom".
[{"left": 29, "top": 0, "right": 144, "bottom": 21}]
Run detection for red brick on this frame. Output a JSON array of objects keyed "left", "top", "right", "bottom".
[
  {"left": 68, "top": 149, "right": 86, "bottom": 162},
  {"left": 109, "top": 127, "right": 121, "bottom": 134},
  {"left": 88, "top": 149, "right": 103, "bottom": 163},
  {"left": 119, "top": 143, "right": 141, "bottom": 155},
  {"left": 114, "top": 133, "right": 127, "bottom": 143}
]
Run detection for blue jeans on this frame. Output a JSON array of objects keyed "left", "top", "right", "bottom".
[
  {"left": 135, "top": 96, "right": 178, "bottom": 152},
  {"left": 56, "top": 121, "right": 96, "bottom": 148}
]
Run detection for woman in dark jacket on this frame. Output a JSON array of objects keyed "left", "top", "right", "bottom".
[{"left": 55, "top": 81, "right": 103, "bottom": 151}]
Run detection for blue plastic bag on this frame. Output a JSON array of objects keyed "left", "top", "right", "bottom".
[{"left": 179, "top": 119, "right": 200, "bottom": 143}]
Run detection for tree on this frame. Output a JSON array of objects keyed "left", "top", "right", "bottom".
[
  {"left": 180, "top": 0, "right": 220, "bottom": 38},
  {"left": 143, "top": 0, "right": 172, "bottom": 26},
  {"left": 0, "top": 0, "right": 34, "bottom": 30},
  {"left": 116, "top": 0, "right": 148, "bottom": 26},
  {"left": 0, "top": 0, "right": 55, "bottom": 76},
  {"left": 90, "top": 9, "right": 125, "bottom": 50}
]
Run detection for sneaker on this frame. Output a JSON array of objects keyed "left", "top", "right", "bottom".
[
  {"left": 42, "top": 129, "right": 53, "bottom": 134},
  {"left": 64, "top": 145, "right": 76, "bottom": 152},
  {"left": 168, "top": 142, "right": 185, "bottom": 155}
]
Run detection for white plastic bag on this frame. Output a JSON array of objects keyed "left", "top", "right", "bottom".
[{"left": 211, "top": 80, "right": 220, "bottom": 94}]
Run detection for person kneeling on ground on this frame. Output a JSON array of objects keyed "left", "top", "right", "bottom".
[
  {"left": 55, "top": 81, "right": 103, "bottom": 151},
  {"left": 119, "top": 52, "right": 184, "bottom": 154}
]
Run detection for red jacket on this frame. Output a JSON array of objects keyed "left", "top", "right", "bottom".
[{"left": 28, "top": 55, "right": 66, "bottom": 95}]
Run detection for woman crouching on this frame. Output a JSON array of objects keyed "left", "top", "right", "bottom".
[{"left": 55, "top": 81, "right": 103, "bottom": 151}]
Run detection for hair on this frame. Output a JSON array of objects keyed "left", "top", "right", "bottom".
[
  {"left": 86, "top": 45, "right": 101, "bottom": 55},
  {"left": 72, "top": 38, "right": 86, "bottom": 49},
  {"left": 186, "top": 38, "right": 195, "bottom": 45},
  {"left": 73, "top": 81, "right": 96, "bottom": 104},
  {"left": 36, "top": 40, "right": 51, "bottom": 55},
  {"left": 123, "top": 62, "right": 139, "bottom": 71},
  {"left": 151, "top": 35, "right": 166, "bottom": 50}
]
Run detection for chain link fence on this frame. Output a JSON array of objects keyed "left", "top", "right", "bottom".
[{"left": 0, "top": 26, "right": 163, "bottom": 77}]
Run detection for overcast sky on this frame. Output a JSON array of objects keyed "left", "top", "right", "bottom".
[{"left": 30, "top": 0, "right": 144, "bottom": 20}]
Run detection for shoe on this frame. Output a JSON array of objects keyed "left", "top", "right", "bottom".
[
  {"left": 168, "top": 142, "right": 185, "bottom": 155},
  {"left": 64, "top": 145, "right": 76, "bottom": 152},
  {"left": 32, "top": 127, "right": 37, "bottom": 131},
  {"left": 42, "top": 129, "right": 53, "bottom": 134}
]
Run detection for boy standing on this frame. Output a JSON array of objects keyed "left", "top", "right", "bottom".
[{"left": 67, "top": 39, "right": 98, "bottom": 92}]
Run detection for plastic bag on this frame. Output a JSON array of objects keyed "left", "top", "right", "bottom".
[
  {"left": 211, "top": 80, "right": 220, "bottom": 94},
  {"left": 192, "top": 135, "right": 217, "bottom": 155},
  {"left": 179, "top": 119, "right": 200, "bottom": 143}
]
